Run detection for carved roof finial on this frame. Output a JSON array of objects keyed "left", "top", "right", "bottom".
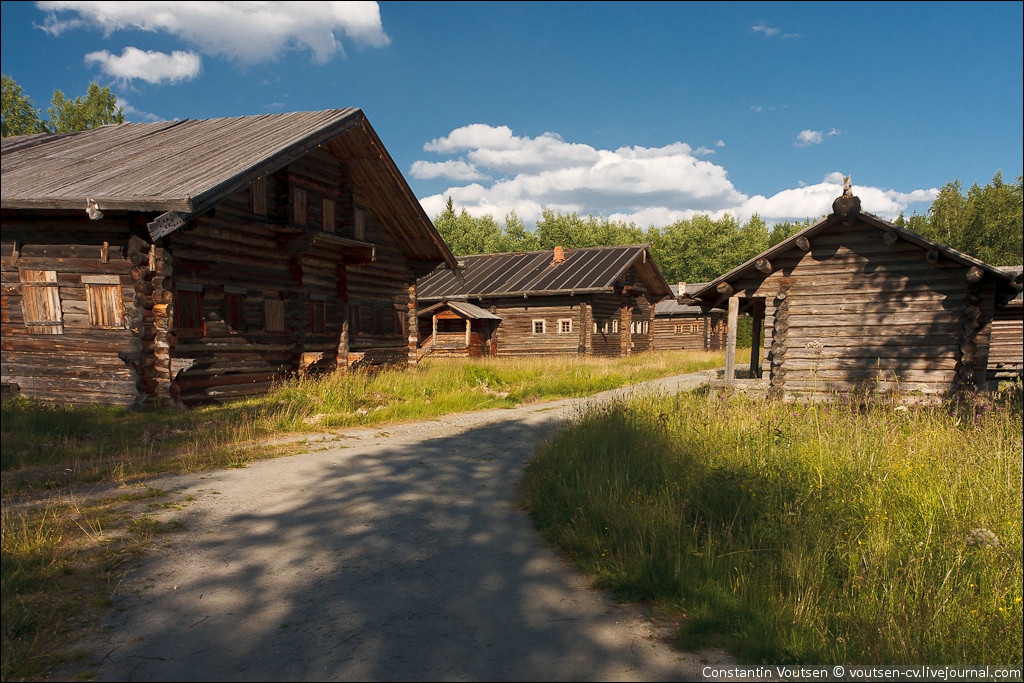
[
  {"left": 843, "top": 176, "right": 852, "bottom": 196},
  {"left": 832, "top": 176, "right": 861, "bottom": 222}
]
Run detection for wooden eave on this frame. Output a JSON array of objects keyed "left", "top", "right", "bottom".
[{"left": 690, "top": 210, "right": 1020, "bottom": 310}]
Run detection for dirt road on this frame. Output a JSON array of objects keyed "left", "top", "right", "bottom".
[{"left": 76, "top": 371, "right": 735, "bottom": 681}]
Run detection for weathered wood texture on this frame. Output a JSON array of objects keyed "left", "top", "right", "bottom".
[
  {"left": 988, "top": 302, "right": 1023, "bottom": 376},
  {"left": 720, "top": 221, "right": 999, "bottom": 398},
  {"left": 652, "top": 311, "right": 727, "bottom": 351},
  {"left": 2, "top": 215, "right": 141, "bottom": 406},
  {"left": 2, "top": 150, "right": 421, "bottom": 406}
]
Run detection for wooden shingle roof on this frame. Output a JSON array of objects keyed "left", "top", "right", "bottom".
[
  {"left": 417, "top": 244, "right": 671, "bottom": 301},
  {"left": 1, "top": 109, "right": 456, "bottom": 268}
]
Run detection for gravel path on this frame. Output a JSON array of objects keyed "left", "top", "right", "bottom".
[{"left": 73, "top": 370, "right": 736, "bottom": 682}]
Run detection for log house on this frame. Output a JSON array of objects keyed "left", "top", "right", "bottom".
[
  {"left": 1, "top": 110, "right": 457, "bottom": 407},
  {"left": 416, "top": 245, "right": 672, "bottom": 358},
  {"left": 685, "top": 182, "right": 1023, "bottom": 399},
  {"left": 652, "top": 283, "right": 728, "bottom": 351}
]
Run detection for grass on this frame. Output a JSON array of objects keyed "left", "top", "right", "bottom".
[
  {"left": 519, "top": 381, "right": 1024, "bottom": 665},
  {"left": 0, "top": 350, "right": 721, "bottom": 681}
]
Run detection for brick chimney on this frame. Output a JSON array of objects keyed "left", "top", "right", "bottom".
[{"left": 552, "top": 245, "right": 566, "bottom": 265}]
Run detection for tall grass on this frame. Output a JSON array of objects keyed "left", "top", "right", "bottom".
[
  {"left": 1, "top": 351, "right": 721, "bottom": 493},
  {"left": 520, "top": 383, "right": 1023, "bottom": 664}
]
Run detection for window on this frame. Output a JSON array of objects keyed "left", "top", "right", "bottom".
[
  {"left": 308, "top": 296, "right": 326, "bottom": 335},
  {"left": 82, "top": 275, "right": 124, "bottom": 329},
  {"left": 643, "top": 321, "right": 649, "bottom": 334},
  {"left": 175, "top": 284, "right": 204, "bottom": 335},
  {"left": 322, "top": 198, "right": 335, "bottom": 234},
  {"left": 612, "top": 320, "right": 619, "bottom": 334},
  {"left": 690, "top": 323, "right": 698, "bottom": 334},
  {"left": 19, "top": 269, "right": 62, "bottom": 334},
  {"left": 264, "top": 294, "right": 285, "bottom": 333},
  {"left": 602, "top": 321, "right": 609, "bottom": 334},
  {"left": 532, "top": 319, "right": 546, "bottom": 334},
  {"left": 630, "top": 321, "right": 637, "bottom": 334},
  {"left": 292, "top": 187, "right": 308, "bottom": 225},
  {"left": 251, "top": 177, "right": 268, "bottom": 215},
  {"left": 372, "top": 302, "right": 385, "bottom": 336},
  {"left": 354, "top": 207, "right": 366, "bottom": 241},
  {"left": 348, "top": 302, "right": 362, "bottom": 336},
  {"left": 224, "top": 286, "right": 247, "bottom": 333},
  {"left": 558, "top": 318, "right": 572, "bottom": 334},
  {"left": 395, "top": 308, "right": 407, "bottom": 337}
]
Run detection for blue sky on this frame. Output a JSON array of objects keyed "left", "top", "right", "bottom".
[{"left": 2, "top": 1, "right": 1022, "bottom": 229}]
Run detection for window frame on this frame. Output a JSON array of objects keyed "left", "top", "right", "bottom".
[
  {"left": 19, "top": 269, "right": 63, "bottom": 334},
  {"left": 558, "top": 318, "right": 572, "bottom": 334},
  {"left": 82, "top": 275, "right": 125, "bottom": 329},
  {"left": 532, "top": 319, "right": 546, "bottom": 334}
]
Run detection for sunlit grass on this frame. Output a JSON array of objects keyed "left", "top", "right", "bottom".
[{"left": 520, "top": 381, "right": 1023, "bottom": 664}]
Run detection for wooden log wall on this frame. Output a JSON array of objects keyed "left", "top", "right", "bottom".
[
  {"left": 488, "top": 296, "right": 584, "bottom": 356},
  {"left": 627, "top": 294, "right": 655, "bottom": 354},
  {"left": 1, "top": 214, "right": 142, "bottom": 406},
  {"left": 589, "top": 295, "right": 623, "bottom": 357},
  {"left": 346, "top": 184, "right": 417, "bottom": 367},
  {"left": 652, "top": 314, "right": 717, "bottom": 351},
  {"left": 722, "top": 221, "right": 992, "bottom": 398},
  {"left": 988, "top": 303, "right": 1023, "bottom": 376}
]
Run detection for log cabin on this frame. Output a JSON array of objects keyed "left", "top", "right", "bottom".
[
  {"left": 684, "top": 181, "right": 1023, "bottom": 399},
  {"left": 988, "top": 265, "right": 1023, "bottom": 380},
  {"left": 416, "top": 245, "right": 672, "bottom": 358},
  {"left": 652, "top": 282, "right": 727, "bottom": 351},
  {"left": 1, "top": 109, "right": 457, "bottom": 407}
]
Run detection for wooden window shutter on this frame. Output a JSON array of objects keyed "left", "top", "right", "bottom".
[
  {"left": 174, "top": 284, "right": 205, "bottom": 335},
  {"left": 251, "top": 177, "right": 268, "bottom": 216},
  {"left": 264, "top": 294, "right": 285, "bottom": 332},
  {"left": 20, "top": 269, "right": 63, "bottom": 334},
  {"left": 354, "top": 207, "right": 366, "bottom": 241},
  {"left": 83, "top": 275, "right": 125, "bottom": 328},
  {"left": 322, "top": 198, "right": 335, "bottom": 234},
  {"left": 293, "top": 188, "right": 308, "bottom": 225},
  {"left": 224, "top": 287, "right": 247, "bottom": 333},
  {"left": 308, "top": 298, "right": 327, "bottom": 335},
  {"left": 348, "top": 301, "right": 361, "bottom": 336}
]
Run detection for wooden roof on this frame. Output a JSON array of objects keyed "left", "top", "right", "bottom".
[
  {"left": 1, "top": 109, "right": 456, "bottom": 269},
  {"left": 417, "top": 244, "right": 672, "bottom": 301},
  {"left": 655, "top": 283, "right": 711, "bottom": 316},
  {"left": 688, "top": 205, "right": 1022, "bottom": 309},
  {"left": 418, "top": 300, "right": 502, "bottom": 320}
]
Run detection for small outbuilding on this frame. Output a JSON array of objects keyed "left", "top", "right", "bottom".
[
  {"left": 685, "top": 181, "right": 1023, "bottom": 399},
  {"left": 416, "top": 300, "right": 501, "bottom": 358},
  {"left": 1, "top": 110, "right": 457, "bottom": 407},
  {"left": 416, "top": 244, "right": 672, "bottom": 358},
  {"left": 652, "top": 282, "right": 727, "bottom": 351},
  {"left": 988, "top": 265, "right": 1023, "bottom": 380}
]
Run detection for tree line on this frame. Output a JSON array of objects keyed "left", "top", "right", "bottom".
[
  {"left": 1, "top": 75, "right": 124, "bottom": 137},
  {"left": 434, "top": 174, "right": 1023, "bottom": 285}
]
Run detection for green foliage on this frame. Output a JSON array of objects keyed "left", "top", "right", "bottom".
[
  {"left": 520, "top": 387, "right": 1023, "bottom": 664},
  {"left": 1, "top": 75, "right": 125, "bottom": 137},
  {"left": 1, "top": 74, "right": 46, "bottom": 137},
  {"left": 46, "top": 82, "right": 125, "bottom": 134}
]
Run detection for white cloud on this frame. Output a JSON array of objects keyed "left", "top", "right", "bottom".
[
  {"left": 795, "top": 129, "right": 824, "bottom": 146},
  {"left": 410, "top": 159, "right": 488, "bottom": 182},
  {"left": 415, "top": 123, "right": 937, "bottom": 227},
  {"left": 85, "top": 47, "right": 201, "bottom": 84},
  {"left": 716, "top": 140, "right": 725, "bottom": 147},
  {"left": 693, "top": 146, "right": 716, "bottom": 156},
  {"left": 752, "top": 22, "right": 781, "bottom": 37},
  {"left": 38, "top": 1, "right": 389, "bottom": 64},
  {"left": 116, "top": 96, "right": 165, "bottom": 122}
]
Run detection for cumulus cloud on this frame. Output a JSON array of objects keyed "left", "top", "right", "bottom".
[
  {"left": 415, "top": 124, "right": 937, "bottom": 227},
  {"left": 694, "top": 146, "right": 716, "bottom": 156},
  {"left": 116, "top": 96, "right": 165, "bottom": 122},
  {"left": 716, "top": 140, "right": 725, "bottom": 147},
  {"left": 37, "top": 1, "right": 389, "bottom": 64},
  {"left": 85, "top": 47, "right": 201, "bottom": 84},
  {"left": 795, "top": 129, "right": 824, "bottom": 146}
]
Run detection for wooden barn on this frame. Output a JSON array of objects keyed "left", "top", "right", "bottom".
[
  {"left": 652, "top": 282, "right": 727, "bottom": 351},
  {"left": 683, "top": 182, "right": 1023, "bottom": 399},
  {"left": 416, "top": 245, "right": 672, "bottom": 358},
  {"left": 988, "top": 265, "right": 1023, "bottom": 380},
  {"left": 1, "top": 109, "right": 457, "bottom": 407}
]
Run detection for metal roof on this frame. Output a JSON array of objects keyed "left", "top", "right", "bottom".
[
  {"left": 418, "top": 245, "right": 672, "bottom": 300},
  {"left": 1, "top": 109, "right": 457, "bottom": 269},
  {"left": 689, "top": 205, "right": 1021, "bottom": 308},
  {"left": 418, "top": 300, "right": 502, "bottom": 320}
]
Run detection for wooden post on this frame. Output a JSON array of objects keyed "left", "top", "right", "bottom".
[
  {"left": 749, "top": 298, "right": 765, "bottom": 379},
  {"left": 465, "top": 318, "right": 471, "bottom": 348},
  {"left": 407, "top": 283, "right": 418, "bottom": 365},
  {"left": 725, "top": 296, "right": 739, "bottom": 384}
]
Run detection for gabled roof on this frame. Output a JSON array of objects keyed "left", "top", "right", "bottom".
[
  {"left": 417, "top": 244, "right": 672, "bottom": 301},
  {"left": 418, "top": 300, "right": 502, "bottom": 320},
  {"left": 1, "top": 109, "right": 457, "bottom": 269},
  {"left": 655, "top": 283, "right": 711, "bottom": 316},
  {"left": 689, "top": 205, "right": 1021, "bottom": 308}
]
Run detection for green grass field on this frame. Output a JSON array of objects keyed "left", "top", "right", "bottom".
[{"left": 520, "top": 383, "right": 1023, "bottom": 665}]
